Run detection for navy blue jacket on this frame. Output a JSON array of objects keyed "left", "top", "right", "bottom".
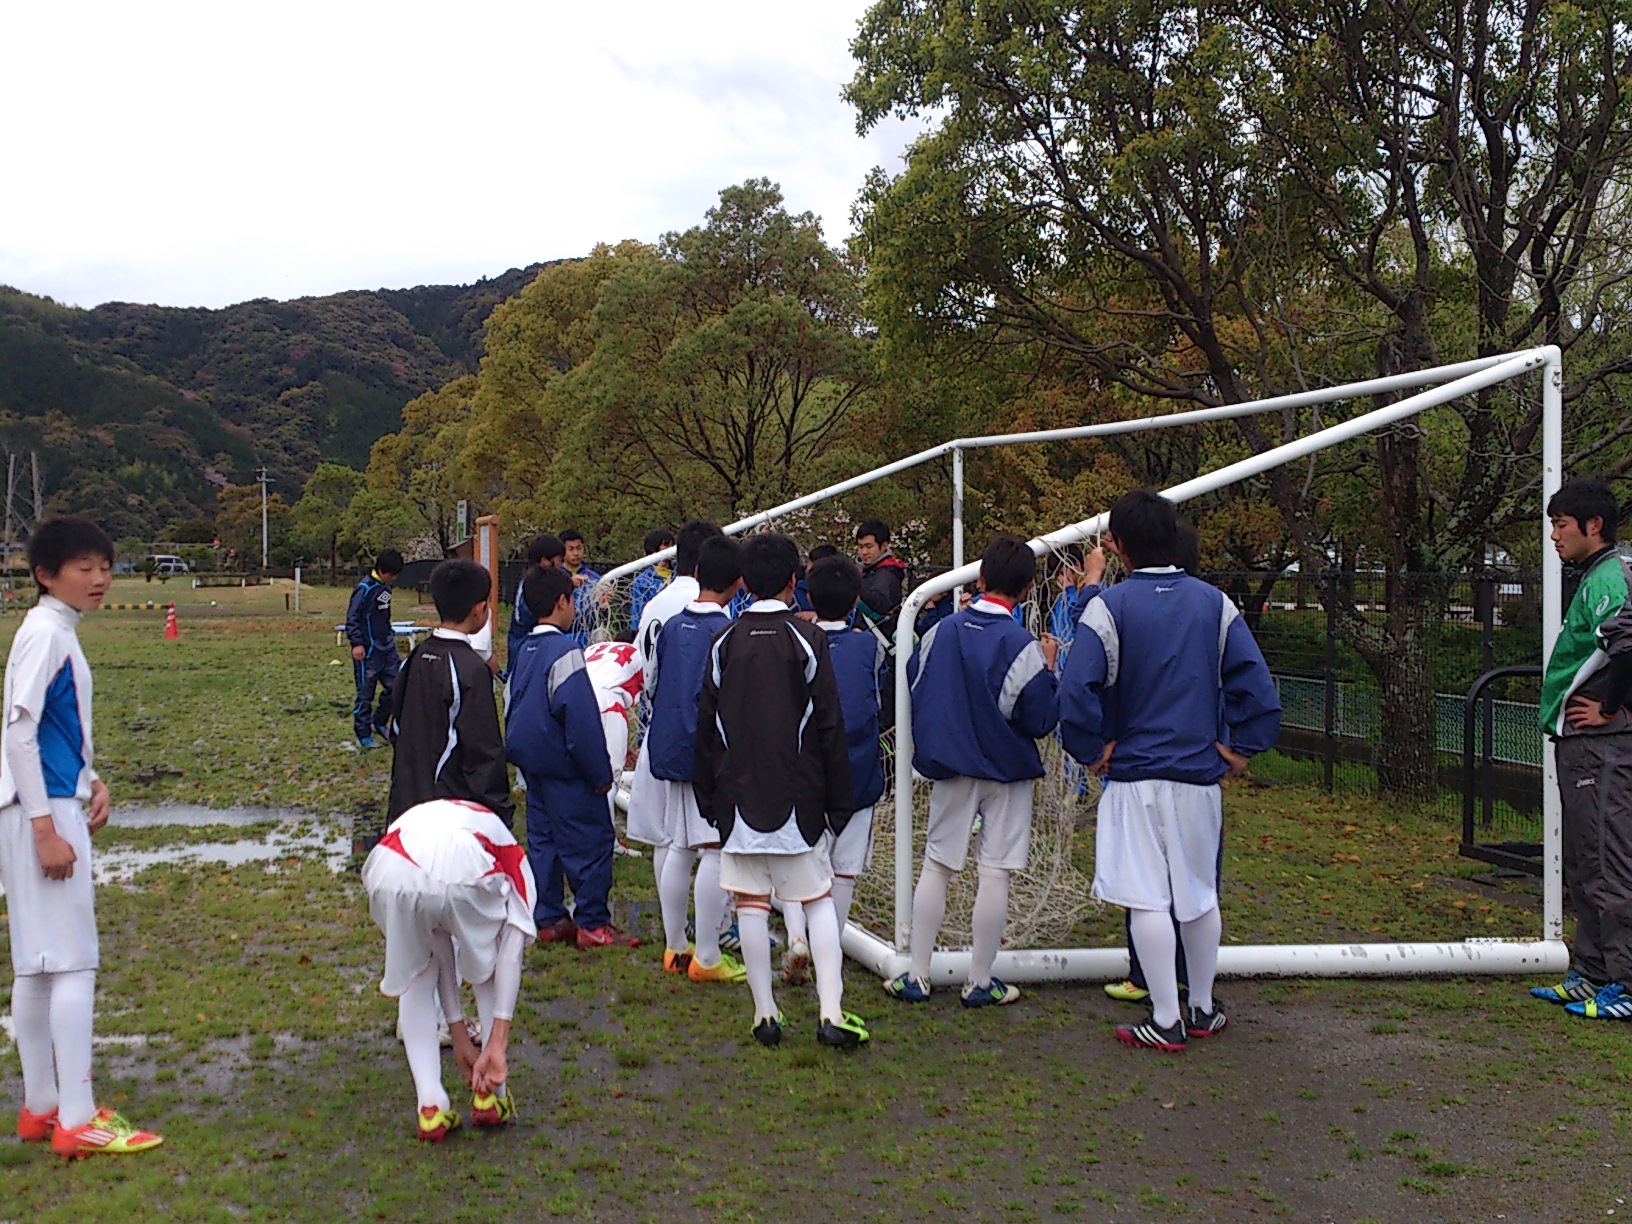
[
  {"left": 646, "top": 604, "right": 733, "bottom": 782},
  {"left": 1058, "top": 570, "right": 1281, "bottom": 784},
  {"left": 825, "top": 625, "right": 894, "bottom": 809},
  {"left": 505, "top": 627, "right": 614, "bottom": 790},
  {"left": 346, "top": 573, "right": 395, "bottom": 655},
  {"left": 506, "top": 578, "right": 539, "bottom": 664},
  {"left": 906, "top": 598, "right": 1058, "bottom": 782}
]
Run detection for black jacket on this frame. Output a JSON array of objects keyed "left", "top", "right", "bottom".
[
  {"left": 693, "top": 607, "right": 853, "bottom": 846},
  {"left": 857, "top": 554, "right": 908, "bottom": 626},
  {"left": 386, "top": 631, "right": 513, "bottom": 824}
]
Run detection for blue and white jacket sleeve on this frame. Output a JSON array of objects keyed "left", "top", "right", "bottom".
[
  {"left": 550, "top": 648, "right": 615, "bottom": 790},
  {"left": 1057, "top": 603, "right": 1112, "bottom": 766},
  {"left": 1003, "top": 639, "right": 1059, "bottom": 740},
  {"left": 1219, "top": 607, "right": 1281, "bottom": 756}
]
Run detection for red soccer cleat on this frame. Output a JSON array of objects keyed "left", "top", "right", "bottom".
[
  {"left": 535, "top": 917, "right": 578, "bottom": 944},
  {"left": 16, "top": 1106, "right": 57, "bottom": 1142},
  {"left": 576, "top": 924, "right": 640, "bottom": 949},
  {"left": 50, "top": 1108, "right": 164, "bottom": 1157}
]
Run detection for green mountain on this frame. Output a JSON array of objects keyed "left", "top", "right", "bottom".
[{"left": 0, "top": 265, "right": 547, "bottom": 539}]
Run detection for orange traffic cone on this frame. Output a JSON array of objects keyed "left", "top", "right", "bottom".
[{"left": 164, "top": 603, "right": 179, "bottom": 640}]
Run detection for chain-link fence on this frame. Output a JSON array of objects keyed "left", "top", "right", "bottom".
[{"left": 1201, "top": 571, "right": 1545, "bottom": 848}]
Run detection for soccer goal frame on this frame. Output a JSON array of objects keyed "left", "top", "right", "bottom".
[{"left": 601, "top": 346, "right": 1567, "bottom": 982}]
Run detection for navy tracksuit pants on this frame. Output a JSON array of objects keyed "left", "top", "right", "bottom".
[
  {"left": 353, "top": 648, "right": 400, "bottom": 740},
  {"left": 524, "top": 777, "right": 615, "bottom": 931}
]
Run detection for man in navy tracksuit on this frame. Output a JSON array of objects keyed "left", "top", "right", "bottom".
[
  {"left": 347, "top": 549, "right": 403, "bottom": 749},
  {"left": 1058, "top": 489, "right": 1280, "bottom": 1051},
  {"left": 886, "top": 535, "right": 1061, "bottom": 1009},
  {"left": 506, "top": 566, "right": 631, "bottom": 950}
]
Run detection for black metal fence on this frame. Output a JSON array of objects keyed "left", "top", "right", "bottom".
[{"left": 1199, "top": 571, "right": 1545, "bottom": 858}]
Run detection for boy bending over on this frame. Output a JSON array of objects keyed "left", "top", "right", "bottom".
[{"left": 363, "top": 798, "right": 536, "bottom": 1140}]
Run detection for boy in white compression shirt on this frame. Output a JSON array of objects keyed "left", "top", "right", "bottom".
[
  {"left": 0, "top": 516, "right": 163, "bottom": 1157},
  {"left": 362, "top": 798, "right": 538, "bottom": 1141}
]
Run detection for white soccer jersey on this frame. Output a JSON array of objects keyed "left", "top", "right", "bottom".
[{"left": 0, "top": 596, "right": 97, "bottom": 807}]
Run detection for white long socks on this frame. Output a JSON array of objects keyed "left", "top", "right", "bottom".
[
  {"left": 399, "top": 965, "right": 449, "bottom": 1112},
  {"left": 1129, "top": 908, "right": 1182, "bottom": 1028},
  {"left": 831, "top": 875, "right": 856, "bottom": 935},
  {"left": 804, "top": 894, "right": 845, "bottom": 1024},
  {"left": 908, "top": 859, "right": 954, "bottom": 983},
  {"left": 969, "top": 866, "right": 1011, "bottom": 989},
  {"left": 11, "top": 970, "right": 96, "bottom": 1128},
  {"left": 738, "top": 904, "right": 777, "bottom": 1022},
  {"left": 693, "top": 849, "right": 727, "bottom": 967},
  {"left": 11, "top": 973, "right": 57, "bottom": 1117},
  {"left": 1178, "top": 906, "right": 1221, "bottom": 1015},
  {"left": 782, "top": 900, "right": 807, "bottom": 948},
  {"left": 659, "top": 846, "right": 698, "bottom": 954}
]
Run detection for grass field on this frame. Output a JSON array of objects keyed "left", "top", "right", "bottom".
[{"left": 0, "top": 582, "right": 1626, "bottom": 1222}]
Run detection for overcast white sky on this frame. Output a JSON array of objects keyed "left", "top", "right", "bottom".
[{"left": 1, "top": 1, "right": 927, "bottom": 309}]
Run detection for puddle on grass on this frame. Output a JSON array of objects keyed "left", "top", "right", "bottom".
[{"left": 0, "top": 804, "right": 352, "bottom": 892}]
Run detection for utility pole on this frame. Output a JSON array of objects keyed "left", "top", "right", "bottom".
[{"left": 256, "top": 467, "right": 272, "bottom": 569}]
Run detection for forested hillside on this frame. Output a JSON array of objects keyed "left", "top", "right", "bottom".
[{"left": 0, "top": 264, "right": 547, "bottom": 538}]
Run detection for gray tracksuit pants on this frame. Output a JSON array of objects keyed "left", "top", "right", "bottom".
[{"left": 1558, "top": 730, "right": 1632, "bottom": 986}]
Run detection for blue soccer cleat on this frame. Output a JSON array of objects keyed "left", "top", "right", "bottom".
[{"left": 1565, "top": 982, "right": 1632, "bottom": 1021}]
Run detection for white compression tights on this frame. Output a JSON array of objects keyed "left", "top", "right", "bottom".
[
  {"left": 12, "top": 969, "right": 97, "bottom": 1128},
  {"left": 659, "top": 847, "right": 697, "bottom": 955}
]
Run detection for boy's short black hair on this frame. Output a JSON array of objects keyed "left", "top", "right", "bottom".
[
  {"left": 523, "top": 565, "right": 574, "bottom": 619},
  {"left": 741, "top": 533, "right": 801, "bottom": 600},
  {"left": 528, "top": 533, "right": 565, "bottom": 566},
  {"left": 430, "top": 559, "right": 492, "bottom": 624},
  {"left": 614, "top": 628, "right": 636, "bottom": 644},
  {"left": 1547, "top": 479, "right": 1621, "bottom": 543},
  {"left": 28, "top": 517, "right": 114, "bottom": 583},
  {"left": 1055, "top": 543, "right": 1084, "bottom": 569},
  {"left": 559, "top": 528, "right": 585, "bottom": 545},
  {"left": 1174, "top": 520, "right": 1201, "bottom": 575},
  {"left": 855, "top": 519, "right": 891, "bottom": 546},
  {"left": 674, "top": 520, "right": 724, "bottom": 576},
  {"left": 643, "top": 527, "right": 675, "bottom": 556},
  {"left": 806, "top": 555, "right": 862, "bottom": 621},
  {"left": 979, "top": 535, "right": 1036, "bottom": 599},
  {"left": 808, "top": 543, "right": 840, "bottom": 564},
  {"left": 1108, "top": 489, "right": 1180, "bottom": 569},
  {"left": 695, "top": 536, "right": 743, "bottom": 593},
  {"left": 376, "top": 548, "right": 404, "bottom": 575}
]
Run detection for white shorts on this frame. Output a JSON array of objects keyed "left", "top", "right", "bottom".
[
  {"left": 924, "top": 777, "right": 1034, "bottom": 873},
  {"left": 0, "top": 798, "right": 99, "bottom": 975},
  {"left": 720, "top": 845, "right": 832, "bottom": 903},
  {"left": 623, "top": 739, "right": 667, "bottom": 846},
  {"left": 828, "top": 805, "right": 874, "bottom": 877},
  {"left": 362, "top": 842, "right": 536, "bottom": 997},
  {"left": 1091, "top": 778, "right": 1222, "bottom": 923}
]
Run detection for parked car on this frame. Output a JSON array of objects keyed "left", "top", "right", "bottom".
[{"left": 147, "top": 554, "right": 191, "bottom": 575}]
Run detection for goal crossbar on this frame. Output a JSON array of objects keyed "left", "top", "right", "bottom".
[{"left": 854, "top": 345, "right": 1567, "bottom": 982}]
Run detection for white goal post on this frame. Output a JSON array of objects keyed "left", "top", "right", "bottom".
[{"left": 600, "top": 346, "right": 1567, "bottom": 982}]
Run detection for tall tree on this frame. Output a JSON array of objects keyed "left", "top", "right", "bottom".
[{"left": 848, "top": 0, "right": 1632, "bottom": 796}]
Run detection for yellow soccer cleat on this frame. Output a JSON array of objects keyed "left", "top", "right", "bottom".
[
  {"left": 416, "top": 1104, "right": 461, "bottom": 1143},
  {"left": 687, "top": 951, "right": 748, "bottom": 984},
  {"left": 471, "top": 1089, "right": 517, "bottom": 1128}
]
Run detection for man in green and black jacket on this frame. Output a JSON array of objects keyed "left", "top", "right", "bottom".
[{"left": 1531, "top": 479, "right": 1632, "bottom": 1020}]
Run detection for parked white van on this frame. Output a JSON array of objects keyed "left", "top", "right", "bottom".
[{"left": 147, "top": 554, "right": 190, "bottom": 575}]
